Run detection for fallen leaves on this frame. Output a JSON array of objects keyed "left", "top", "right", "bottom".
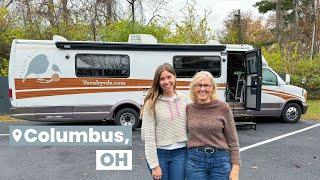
[{"left": 294, "top": 163, "right": 301, "bottom": 168}]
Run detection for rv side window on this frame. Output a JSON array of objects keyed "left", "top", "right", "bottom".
[
  {"left": 173, "top": 56, "right": 221, "bottom": 78},
  {"left": 75, "top": 54, "right": 130, "bottom": 77},
  {"left": 262, "top": 68, "right": 277, "bottom": 86}
]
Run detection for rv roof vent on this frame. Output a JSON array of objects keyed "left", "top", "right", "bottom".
[
  {"left": 128, "top": 34, "right": 157, "bottom": 44},
  {"left": 53, "top": 35, "right": 68, "bottom": 42},
  {"left": 207, "top": 40, "right": 220, "bottom": 45}
]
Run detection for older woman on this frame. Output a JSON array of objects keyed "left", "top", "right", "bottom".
[{"left": 185, "top": 71, "right": 240, "bottom": 180}]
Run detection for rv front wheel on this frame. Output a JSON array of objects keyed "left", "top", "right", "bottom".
[
  {"left": 115, "top": 108, "right": 140, "bottom": 130},
  {"left": 282, "top": 103, "right": 302, "bottom": 123}
]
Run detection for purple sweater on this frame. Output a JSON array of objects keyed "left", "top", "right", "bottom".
[{"left": 186, "top": 99, "right": 240, "bottom": 165}]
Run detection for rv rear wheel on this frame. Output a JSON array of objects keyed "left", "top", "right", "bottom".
[
  {"left": 282, "top": 103, "right": 302, "bottom": 123},
  {"left": 115, "top": 108, "right": 140, "bottom": 130}
]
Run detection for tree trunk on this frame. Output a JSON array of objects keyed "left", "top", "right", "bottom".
[
  {"left": 106, "top": 0, "right": 113, "bottom": 25},
  {"left": 61, "top": 0, "right": 69, "bottom": 24},
  {"left": 47, "top": 0, "right": 56, "bottom": 28}
]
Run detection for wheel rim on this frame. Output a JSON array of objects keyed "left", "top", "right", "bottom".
[
  {"left": 119, "top": 112, "right": 135, "bottom": 126},
  {"left": 286, "top": 106, "right": 298, "bottom": 121}
]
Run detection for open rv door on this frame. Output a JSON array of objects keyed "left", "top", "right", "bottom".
[{"left": 245, "top": 49, "right": 262, "bottom": 110}]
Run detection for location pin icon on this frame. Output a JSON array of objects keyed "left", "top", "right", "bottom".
[{"left": 12, "top": 129, "right": 22, "bottom": 142}]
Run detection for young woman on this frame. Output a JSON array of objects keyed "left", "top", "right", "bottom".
[
  {"left": 141, "top": 63, "right": 188, "bottom": 180},
  {"left": 186, "top": 71, "right": 240, "bottom": 180}
]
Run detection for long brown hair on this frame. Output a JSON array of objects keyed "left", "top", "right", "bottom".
[{"left": 141, "top": 63, "right": 176, "bottom": 118}]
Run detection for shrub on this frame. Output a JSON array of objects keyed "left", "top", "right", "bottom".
[{"left": 262, "top": 45, "right": 320, "bottom": 99}]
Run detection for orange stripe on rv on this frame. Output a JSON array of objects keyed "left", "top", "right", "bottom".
[
  {"left": 15, "top": 87, "right": 145, "bottom": 99},
  {"left": 15, "top": 86, "right": 227, "bottom": 99},
  {"left": 263, "top": 91, "right": 298, "bottom": 100},
  {"left": 262, "top": 88, "right": 300, "bottom": 99},
  {"left": 14, "top": 78, "right": 227, "bottom": 90},
  {"left": 13, "top": 78, "right": 227, "bottom": 99},
  {"left": 14, "top": 78, "right": 194, "bottom": 90},
  {"left": 15, "top": 78, "right": 153, "bottom": 90}
]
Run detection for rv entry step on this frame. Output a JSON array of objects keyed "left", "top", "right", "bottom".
[
  {"left": 235, "top": 121, "right": 257, "bottom": 130},
  {"left": 234, "top": 114, "right": 257, "bottom": 130}
]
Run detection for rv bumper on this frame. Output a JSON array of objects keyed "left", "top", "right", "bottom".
[
  {"left": 302, "top": 102, "right": 308, "bottom": 114},
  {"left": 10, "top": 107, "right": 36, "bottom": 120},
  {"left": 9, "top": 106, "right": 113, "bottom": 122}
]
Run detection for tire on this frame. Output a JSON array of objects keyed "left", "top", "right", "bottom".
[
  {"left": 281, "top": 103, "right": 302, "bottom": 123},
  {"left": 115, "top": 108, "right": 140, "bottom": 130}
]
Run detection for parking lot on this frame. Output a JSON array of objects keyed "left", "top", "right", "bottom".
[{"left": 0, "top": 119, "right": 319, "bottom": 180}]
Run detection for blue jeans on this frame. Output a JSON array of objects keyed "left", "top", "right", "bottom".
[
  {"left": 185, "top": 147, "right": 232, "bottom": 180},
  {"left": 147, "top": 147, "right": 186, "bottom": 180}
]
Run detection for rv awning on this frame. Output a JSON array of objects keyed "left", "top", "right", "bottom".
[{"left": 55, "top": 42, "right": 226, "bottom": 52}]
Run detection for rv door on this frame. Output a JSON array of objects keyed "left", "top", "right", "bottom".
[{"left": 244, "top": 49, "right": 262, "bottom": 110}]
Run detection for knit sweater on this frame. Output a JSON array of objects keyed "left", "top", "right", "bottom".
[
  {"left": 186, "top": 99, "right": 240, "bottom": 165},
  {"left": 141, "top": 92, "right": 188, "bottom": 169}
]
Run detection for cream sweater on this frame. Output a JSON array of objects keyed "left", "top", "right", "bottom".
[{"left": 141, "top": 92, "right": 188, "bottom": 169}]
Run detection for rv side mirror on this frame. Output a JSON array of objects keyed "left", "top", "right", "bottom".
[{"left": 285, "top": 74, "right": 290, "bottom": 84}]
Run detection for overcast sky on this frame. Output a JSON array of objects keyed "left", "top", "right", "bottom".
[
  {"left": 117, "top": 0, "right": 272, "bottom": 34},
  {"left": 159, "top": 0, "right": 271, "bottom": 33}
]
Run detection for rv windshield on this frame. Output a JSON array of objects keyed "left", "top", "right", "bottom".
[{"left": 261, "top": 55, "right": 285, "bottom": 85}]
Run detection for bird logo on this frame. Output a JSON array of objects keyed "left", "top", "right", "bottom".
[
  {"left": 22, "top": 54, "right": 49, "bottom": 82},
  {"left": 22, "top": 54, "right": 61, "bottom": 83},
  {"left": 51, "top": 64, "right": 61, "bottom": 82}
]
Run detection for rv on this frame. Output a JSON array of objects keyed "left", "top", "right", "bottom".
[{"left": 8, "top": 34, "right": 308, "bottom": 129}]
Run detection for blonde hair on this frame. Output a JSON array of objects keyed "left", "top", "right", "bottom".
[
  {"left": 189, "top": 71, "right": 218, "bottom": 103},
  {"left": 140, "top": 63, "right": 176, "bottom": 118}
]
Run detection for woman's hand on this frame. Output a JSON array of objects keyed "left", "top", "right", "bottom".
[
  {"left": 229, "top": 164, "right": 240, "bottom": 180},
  {"left": 152, "top": 166, "right": 162, "bottom": 180}
]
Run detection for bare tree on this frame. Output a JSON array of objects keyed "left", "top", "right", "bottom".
[
  {"left": 144, "top": 0, "right": 169, "bottom": 25},
  {"left": 23, "top": 0, "right": 32, "bottom": 25},
  {"left": 61, "top": 0, "right": 69, "bottom": 24},
  {"left": 126, "top": 0, "right": 136, "bottom": 22},
  {"left": 0, "top": 0, "right": 14, "bottom": 8},
  {"left": 46, "top": 0, "right": 57, "bottom": 28},
  {"left": 97, "top": 0, "right": 116, "bottom": 25}
]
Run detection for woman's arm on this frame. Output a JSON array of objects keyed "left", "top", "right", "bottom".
[
  {"left": 152, "top": 166, "right": 162, "bottom": 180},
  {"left": 230, "top": 164, "right": 240, "bottom": 180},
  {"left": 141, "top": 104, "right": 160, "bottom": 169},
  {"left": 223, "top": 105, "right": 241, "bottom": 180},
  {"left": 223, "top": 104, "right": 241, "bottom": 165}
]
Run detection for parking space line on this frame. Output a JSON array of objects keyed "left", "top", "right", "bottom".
[
  {"left": 240, "top": 123, "right": 320, "bottom": 152},
  {"left": 0, "top": 134, "right": 9, "bottom": 136}
]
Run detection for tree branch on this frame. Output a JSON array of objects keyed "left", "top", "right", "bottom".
[{"left": 5, "top": 0, "right": 14, "bottom": 8}]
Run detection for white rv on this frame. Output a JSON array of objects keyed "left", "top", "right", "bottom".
[{"left": 8, "top": 34, "right": 308, "bottom": 129}]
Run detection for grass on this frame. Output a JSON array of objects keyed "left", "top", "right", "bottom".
[
  {"left": 302, "top": 99, "right": 320, "bottom": 121},
  {"left": 0, "top": 115, "right": 22, "bottom": 123}
]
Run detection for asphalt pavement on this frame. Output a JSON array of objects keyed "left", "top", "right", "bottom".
[{"left": 0, "top": 119, "right": 319, "bottom": 180}]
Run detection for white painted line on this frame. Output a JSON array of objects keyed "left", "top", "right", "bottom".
[
  {"left": 0, "top": 134, "right": 10, "bottom": 136},
  {"left": 240, "top": 123, "right": 320, "bottom": 152}
]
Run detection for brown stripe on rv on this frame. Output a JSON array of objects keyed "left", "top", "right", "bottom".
[
  {"left": 14, "top": 78, "right": 227, "bottom": 90},
  {"left": 15, "top": 78, "right": 152, "bottom": 90},
  {"left": 15, "top": 86, "right": 226, "bottom": 99},
  {"left": 262, "top": 88, "right": 300, "bottom": 99},
  {"left": 15, "top": 87, "right": 146, "bottom": 99},
  {"left": 262, "top": 88, "right": 298, "bottom": 97},
  {"left": 14, "top": 78, "right": 193, "bottom": 90},
  {"left": 176, "top": 87, "right": 226, "bottom": 91},
  {"left": 263, "top": 91, "right": 297, "bottom": 100}
]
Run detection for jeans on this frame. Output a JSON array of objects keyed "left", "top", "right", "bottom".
[
  {"left": 185, "top": 147, "right": 232, "bottom": 180},
  {"left": 147, "top": 147, "right": 186, "bottom": 180}
]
